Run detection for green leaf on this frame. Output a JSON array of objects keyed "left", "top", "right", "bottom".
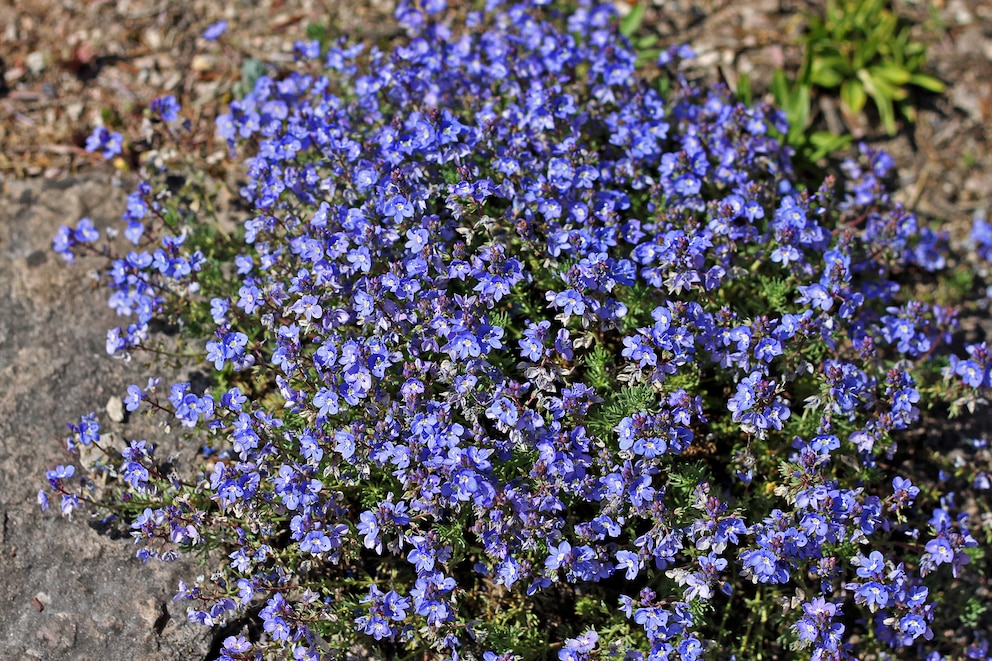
[
  {"left": 867, "top": 73, "right": 909, "bottom": 101},
  {"left": 904, "top": 51, "right": 926, "bottom": 71},
  {"left": 960, "top": 596, "right": 989, "bottom": 628},
  {"left": 853, "top": 0, "right": 883, "bottom": 26},
  {"left": 635, "top": 34, "right": 658, "bottom": 50},
  {"left": 736, "top": 72, "right": 753, "bottom": 105},
  {"left": 235, "top": 58, "right": 267, "bottom": 99},
  {"left": 655, "top": 76, "right": 672, "bottom": 97},
  {"left": 807, "top": 131, "right": 852, "bottom": 160},
  {"left": 752, "top": 275, "right": 795, "bottom": 314},
  {"left": 782, "top": 82, "right": 811, "bottom": 139},
  {"left": 770, "top": 69, "right": 790, "bottom": 106},
  {"left": 813, "top": 53, "right": 850, "bottom": 74},
  {"left": 772, "top": 70, "right": 811, "bottom": 136},
  {"left": 810, "top": 62, "right": 844, "bottom": 88},
  {"left": 587, "top": 383, "right": 659, "bottom": 442},
  {"left": 868, "top": 86, "right": 898, "bottom": 135},
  {"left": 840, "top": 78, "right": 867, "bottom": 114},
  {"left": 635, "top": 48, "right": 663, "bottom": 66},
  {"left": 575, "top": 595, "right": 610, "bottom": 617},
  {"left": 619, "top": 3, "right": 646, "bottom": 38},
  {"left": 909, "top": 72, "right": 945, "bottom": 93},
  {"left": 305, "top": 21, "right": 329, "bottom": 42},
  {"left": 583, "top": 344, "right": 614, "bottom": 392},
  {"left": 809, "top": 131, "right": 851, "bottom": 150},
  {"left": 869, "top": 62, "right": 912, "bottom": 86}
]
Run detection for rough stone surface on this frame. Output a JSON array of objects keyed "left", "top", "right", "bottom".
[{"left": 0, "top": 175, "right": 212, "bottom": 661}]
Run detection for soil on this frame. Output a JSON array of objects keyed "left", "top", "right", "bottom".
[{"left": 1, "top": 0, "right": 991, "bottom": 658}]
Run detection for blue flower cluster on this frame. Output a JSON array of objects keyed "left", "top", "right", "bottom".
[
  {"left": 84, "top": 126, "right": 124, "bottom": 160},
  {"left": 45, "top": 1, "right": 992, "bottom": 659}
]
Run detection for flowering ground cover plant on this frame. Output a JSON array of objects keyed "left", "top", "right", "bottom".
[{"left": 42, "top": 0, "right": 992, "bottom": 659}]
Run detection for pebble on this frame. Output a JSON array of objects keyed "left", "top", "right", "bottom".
[
  {"left": 947, "top": 0, "right": 974, "bottom": 24},
  {"left": 25, "top": 51, "right": 46, "bottom": 76},
  {"left": 66, "top": 102, "right": 84, "bottom": 122},
  {"left": 106, "top": 395, "right": 125, "bottom": 422},
  {"left": 144, "top": 29, "right": 163, "bottom": 50},
  {"left": 191, "top": 54, "right": 215, "bottom": 72}
]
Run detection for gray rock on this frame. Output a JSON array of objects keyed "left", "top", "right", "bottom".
[
  {"left": 0, "top": 176, "right": 213, "bottom": 661},
  {"left": 106, "top": 396, "right": 125, "bottom": 423}
]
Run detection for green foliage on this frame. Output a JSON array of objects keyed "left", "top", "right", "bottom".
[
  {"left": 768, "top": 0, "right": 944, "bottom": 164},
  {"left": 813, "top": 0, "right": 941, "bottom": 133},
  {"left": 233, "top": 57, "right": 267, "bottom": 99},
  {"left": 660, "top": 369, "right": 699, "bottom": 396},
  {"left": 618, "top": 3, "right": 645, "bottom": 39},
  {"left": 489, "top": 308, "right": 512, "bottom": 331},
  {"left": 306, "top": 21, "right": 331, "bottom": 45},
  {"left": 959, "top": 595, "right": 988, "bottom": 628},
  {"left": 620, "top": 282, "right": 661, "bottom": 333},
  {"left": 583, "top": 344, "right": 615, "bottom": 393},
  {"left": 618, "top": 3, "right": 661, "bottom": 65},
  {"left": 587, "top": 383, "right": 659, "bottom": 442},
  {"left": 667, "top": 461, "right": 711, "bottom": 501},
  {"left": 770, "top": 65, "right": 853, "bottom": 162},
  {"left": 727, "top": 273, "right": 796, "bottom": 318},
  {"left": 806, "top": 0, "right": 944, "bottom": 134},
  {"left": 666, "top": 461, "right": 713, "bottom": 524},
  {"left": 934, "top": 266, "right": 976, "bottom": 306}
]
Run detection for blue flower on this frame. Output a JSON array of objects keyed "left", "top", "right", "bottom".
[
  {"left": 45, "top": 464, "right": 75, "bottom": 488},
  {"left": 334, "top": 431, "right": 356, "bottom": 461},
  {"left": 300, "top": 530, "right": 334, "bottom": 555},
  {"left": 545, "top": 541, "right": 572, "bottom": 572},
  {"left": 741, "top": 549, "right": 785, "bottom": 583},
  {"left": 549, "top": 289, "right": 586, "bottom": 319},
  {"left": 615, "top": 550, "right": 639, "bottom": 580},
  {"left": 205, "top": 331, "right": 249, "bottom": 370},
  {"left": 486, "top": 397, "right": 518, "bottom": 427},
  {"left": 519, "top": 334, "right": 544, "bottom": 362},
  {"left": 852, "top": 581, "right": 889, "bottom": 612},
  {"left": 74, "top": 217, "right": 100, "bottom": 243},
  {"left": 383, "top": 590, "right": 411, "bottom": 621},
  {"left": 924, "top": 536, "right": 954, "bottom": 566},
  {"left": 898, "top": 613, "right": 928, "bottom": 639},
  {"left": 796, "top": 283, "right": 833, "bottom": 311},
  {"left": 150, "top": 95, "right": 180, "bottom": 122},
  {"left": 955, "top": 359, "right": 985, "bottom": 388},
  {"left": 84, "top": 127, "right": 123, "bottom": 160},
  {"left": 222, "top": 636, "right": 252, "bottom": 653},
  {"left": 202, "top": 20, "right": 227, "bottom": 41}
]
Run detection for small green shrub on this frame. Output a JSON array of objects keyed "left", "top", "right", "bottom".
[
  {"left": 799, "top": 0, "right": 944, "bottom": 136},
  {"left": 807, "top": 0, "right": 944, "bottom": 134}
]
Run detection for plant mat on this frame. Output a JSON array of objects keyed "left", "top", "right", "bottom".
[{"left": 4, "top": 0, "right": 992, "bottom": 653}]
